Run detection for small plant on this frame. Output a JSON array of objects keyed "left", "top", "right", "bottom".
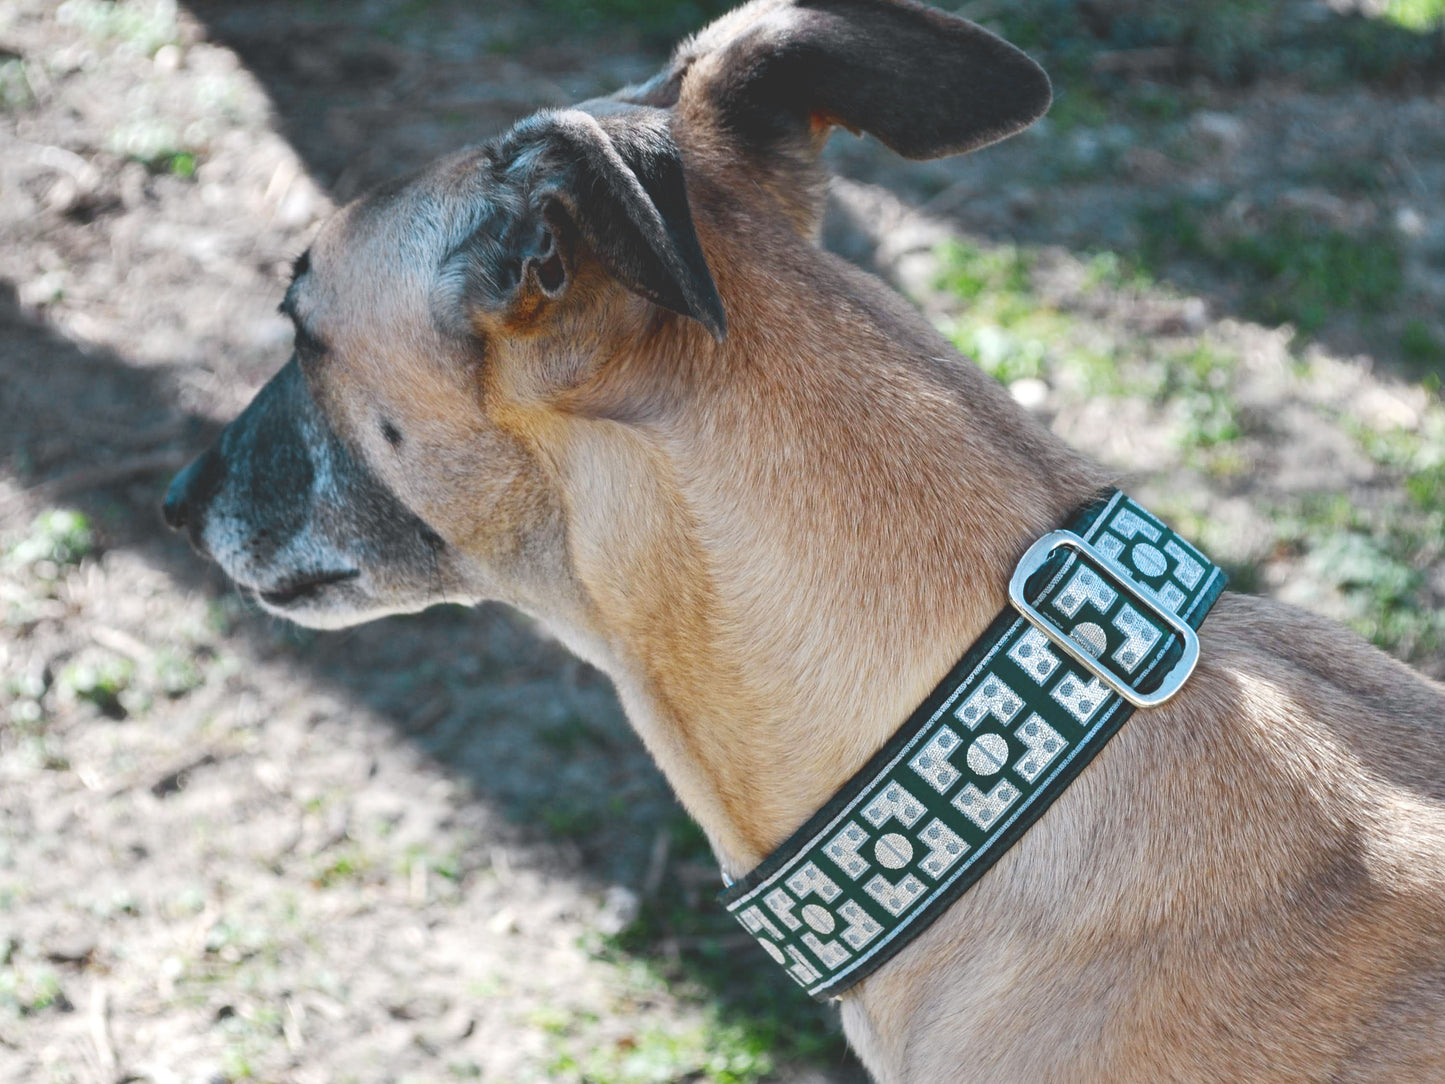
[
  {"left": 1137, "top": 202, "right": 1405, "bottom": 333},
  {"left": 598, "top": 816, "right": 848, "bottom": 1076},
  {"left": 58, "top": 653, "right": 136, "bottom": 717},
  {"left": 0, "top": 965, "right": 65, "bottom": 1017},
  {"left": 156, "top": 648, "right": 205, "bottom": 697},
  {"left": 1385, "top": 0, "right": 1445, "bottom": 30},
  {"left": 0, "top": 56, "right": 33, "bottom": 112},
  {"left": 1401, "top": 319, "right": 1445, "bottom": 366},
  {"left": 312, "top": 849, "right": 372, "bottom": 888},
  {"left": 56, "top": 0, "right": 179, "bottom": 57},
  {"left": 1161, "top": 343, "right": 1243, "bottom": 451},
  {"left": 541, "top": 0, "right": 730, "bottom": 39},
  {"left": 7, "top": 508, "right": 94, "bottom": 570},
  {"left": 107, "top": 120, "right": 201, "bottom": 177},
  {"left": 1225, "top": 217, "right": 1403, "bottom": 332}
]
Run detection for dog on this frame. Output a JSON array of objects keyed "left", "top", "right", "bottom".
[{"left": 161, "top": 1, "right": 1445, "bottom": 1079}]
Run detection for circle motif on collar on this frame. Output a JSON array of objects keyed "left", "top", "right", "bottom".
[
  {"left": 966, "top": 733, "right": 1009, "bottom": 776},
  {"left": 1131, "top": 542, "right": 1168, "bottom": 577},
  {"left": 1070, "top": 621, "right": 1107, "bottom": 657},
  {"left": 874, "top": 832, "right": 914, "bottom": 869},
  {"left": 802, "top": 904, "right": 835, "bottom": 933}
]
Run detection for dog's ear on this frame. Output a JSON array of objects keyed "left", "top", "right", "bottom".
[
  {"left": 671, "top": 0, "right": 1052, "bottom": 161},
  {"left": 451, "top": 107, "right": 725, "bottom": 343}
]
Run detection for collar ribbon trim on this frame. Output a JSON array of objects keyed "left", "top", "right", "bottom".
[{"left": 719, "top": 490, "right": 1225, "bottom": 1000}]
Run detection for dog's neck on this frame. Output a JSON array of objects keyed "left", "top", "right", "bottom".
[{"left": 545, "top": 244, "right": 1108, "bottom": 875}]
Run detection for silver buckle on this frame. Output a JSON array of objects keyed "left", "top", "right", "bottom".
[{"left": 1008, "top": 530, "right": 1199, "bottom": 708}]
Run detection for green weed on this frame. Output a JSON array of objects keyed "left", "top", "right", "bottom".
[
  {"left": 1158, "top": 343, "right": 1243, "bottom": 451},
  {"left": 987, "top": 0, "right": 1443, "bottom": 91},
  {"left": 1352, "top": 414, "right": 1445, "bottom": 513},
  {"left": 56, "top": 0, "right": 179, "bottom": 57},
  {"left": 1272, "top": 456, "right": 1444, "bottom": 662},
  {"left": 1138, "top": 202, "right": 1404, "bottom": 333},
  {"left": 312, "top": 849, "right": 373, "bottom": 888},
  {"left": 540, "top": 800, "right": 598, "bottom": 840},
  {"left": 935, "top": 239, "right": 1059, "bottom": 385},
  {"left": 0, "top": 57, "right": 32, "bottom": 111},
  {"left": 1385, "top": 0, "right": 1445, "bottom": 30},
  {"left": 108, "top": 120, "right": 200, "bottom": 177},
  {"left": 0, "top": 965, "right": 65, "bottom": 1017},
  {"left": 1226, "top": 220, "right": 1402, "bottom": 331},
  {"left": 156, "top": 648, "right": 206, "bottom": 697},
  {"left": 541, "top": 0, "right": 730, "bottom": 38},
  {"left": 549, "top": 1019, "right": 773, "bottom": 1084},
  {"left": 1401, "top": 319, "right": 1445, "bottom": 366},
  {"left": 1082, "top": 250, "right": 1155, "bottom": 294},
  {"left": 599, "top": 816, "right": 848, "bottom": 1076},
  {"left": 58, "top": 653, "right": 135, "bottom": 717},
  {"left": 7, "top": 508, "right": 94, "bottom": 570}
]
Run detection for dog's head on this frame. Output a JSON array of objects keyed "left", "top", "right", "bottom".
[{"left": 163, "top": 0, "right": 1051, "bottom": 631}]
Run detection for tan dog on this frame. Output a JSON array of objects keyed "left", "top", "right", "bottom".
[{"left": 162, "top": 1, "right": 1445, "bottom": 1079}]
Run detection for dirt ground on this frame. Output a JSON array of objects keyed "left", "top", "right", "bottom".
[{"left": 0, "top": 1, "right": 1442, "bottom": 1082}]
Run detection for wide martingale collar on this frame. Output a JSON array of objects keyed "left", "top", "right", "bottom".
[{"left": 720, "top": 490, "right": 1226, "bottom": 1000}]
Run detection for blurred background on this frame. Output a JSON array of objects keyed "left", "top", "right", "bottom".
[{"left": 0, "top": 1, "right": 1441, "bottom": 1081}]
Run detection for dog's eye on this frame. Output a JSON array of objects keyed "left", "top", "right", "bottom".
[{"left": 380, "top": 420, "right": 402, "bottom": 448}]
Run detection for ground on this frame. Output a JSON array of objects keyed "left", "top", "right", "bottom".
[{"left": 0, "top": 1, "right": 1442, "bottom": 1082}]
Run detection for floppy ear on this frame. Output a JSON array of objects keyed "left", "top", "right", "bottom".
[
  {"left": 495, "top": 107, "right": 727, "bottom": 342},
  {"left": 674, "top": 0, "right": 1052, "bottom": 161}
]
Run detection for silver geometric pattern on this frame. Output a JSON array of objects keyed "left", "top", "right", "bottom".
[
  {"left": 1013, "top": 714, "right": 1065, "bottom": 782},
  {"left": 954, "top": 678, "right": 1022, "bottom": 730},
  {"left": 721, "top": 492, "right": 1224, "bottom": 1000},
  {"left": 909, "top": 726, "right": 963, "bottom": 792}
]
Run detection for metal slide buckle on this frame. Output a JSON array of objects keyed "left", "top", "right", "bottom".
[{"left": 1008, "top": 530, "right": 1200, "bottom": 708}]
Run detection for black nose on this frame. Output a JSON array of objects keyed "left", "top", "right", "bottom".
[{"left": 162, "top": 448, "right": 225, "bottom": 531}]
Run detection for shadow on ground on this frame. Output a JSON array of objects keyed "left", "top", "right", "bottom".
[{"left": 0, "top": 252, "right": 860, "bottom": 1068}]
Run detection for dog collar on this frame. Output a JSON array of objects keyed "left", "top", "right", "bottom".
[{"left": 719, "top": 490, "right": 1225, "bottom": 1000}]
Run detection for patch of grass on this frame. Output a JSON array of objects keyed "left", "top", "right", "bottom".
[
  {"left": 548, "top": 1018, "right": 773, "bottom": 1084},
  {"left": 312, "top": 848, "right": 373, "bottom": 888},
  {"left": 1082, "top": 249, "right": 1156, "bottom": 294},
  {"left": 0, "top": 964, "right": 65, "bottom": 1017},
  {"left": 1126, "top": 83, "right": 1189, "bottom": 123},
  {"left": 1301, "top": 157, "right": 1388, "bottom": 197},
  {"left": 58, "top": 653, "right": 136, "bottom": 718},
  {"left": 107, "top": 120, "right": 201, "bottom": 177},
  {"left": 934, "top": 234, "right": 1253, "bottom": 466},
  {"left": 155, "top": 648, "right": 206, "bottom": 697},
  {"left": 400, "top": 844, "right": 462, "bottom": 884},
  {"left": 1226, "top": 219, "right": 1403, "bottom": 331},
  {"left": 539, "top": 714, "right": 609, "bottom": 755},
  {"left": 1272, "top": 427, "right": 1445, "bottom": 660},
  {"left": 541, "top": 0, "right": 730, "bottom": 39},
  {"left": 1385, "top": 0, "right": 1445, "bottom": 31},
  {"left": 1352, "top": 414, "right": 1445, "bottom": 513},
  {"left": 598, "top": 816, "right": 848, "bottom": 1078},
  {"left": 56, "top": 0, "right": 179, "bottom": 57},
  {"left": 1401, "top": 319, "right": 1445, "bottom": 366},
  {"left": 1045, "top": 83, "right": 1111, "bottom": 132},
  {"left": 1138, "top": 202, "right": 1405, "bottom": 333},
  {"left": 935, "top": 239, "right": 1062, "bottom": 385},
  {"left": 6, "top": 508, "right": 94, "bottom": 570},
  {"left": 166, "top": 150, "right": 197, "bottom": 178},
  {"left": 1159, "top": 342, "right": 1243, "bottom": 451},
  {"left": 988, "top": 0, "right": 1444, "bottom": 91},
  {"left": 540, "top": 799, "right": 599, "bottom": 840},
  {"left": 0, "top": 57, "right": 33, "bottom": 111}
]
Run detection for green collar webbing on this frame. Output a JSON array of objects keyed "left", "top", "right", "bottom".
[{"left": 719, "top": 490, "right": 1225, "bottom": 1000}]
